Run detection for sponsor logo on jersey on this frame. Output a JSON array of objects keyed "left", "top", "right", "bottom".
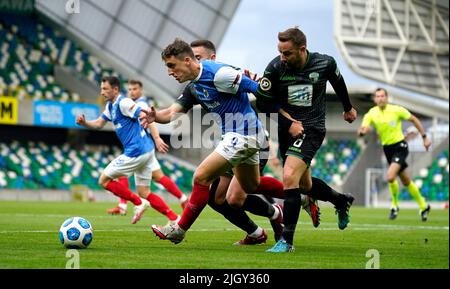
[
  {"left": 280, "top": 75, "right": 297, "bottom": 81},
  {"left": 202, "top": 88, "right": 209, "bottom": 98},
  {"left": 309, "top": 72, "right": 320, "bottom": 83},
  {"left": 260, "top": 77, "right": 272, "bottom": 91},
  {"left": 205, "top": 101, "right": 220, "bottom": 110},
  {"left": 288, "top": 84, "right": 313, "bottom": 107}
]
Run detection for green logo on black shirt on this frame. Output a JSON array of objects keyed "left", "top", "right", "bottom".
[
  {"left": 280, "top": 75, "right": 297, "bottom": 81},
  {"left": 309, "top": 72, "right": 319, "bottom": 83}
]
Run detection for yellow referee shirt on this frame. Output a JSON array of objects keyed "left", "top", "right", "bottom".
[{"left": 361, "top": 104, "right": 412, "bottom": 146}]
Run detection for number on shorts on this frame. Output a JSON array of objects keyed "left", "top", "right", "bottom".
[{"left": 292, "top": 134, "right": 306, "bottom": 148}]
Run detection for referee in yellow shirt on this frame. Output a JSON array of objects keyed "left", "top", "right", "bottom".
[{"left": 359, "top": 88, "right": 431, "bottom": 221}]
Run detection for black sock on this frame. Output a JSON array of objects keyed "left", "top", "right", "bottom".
[
  {"left": 263, "top": 196, "right": 276, "bottom": 204},
  {"left": 208, "top": 183, "right": 258, "bottom": 235},
  {"left": 282, "top": 188, "right": 302, "bottom": 245},
  {"left": 242, "top": 194, "right": 275, "bottom": 218},
  {"left": 209, "top": 200, "right": 258, "bottom": 235},
  {"left": 309, "top": 177, "right": 344, "bottom": 207}
]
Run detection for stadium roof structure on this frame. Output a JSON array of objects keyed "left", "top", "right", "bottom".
[
  {"left": 35, "top": 0, "right": 240, "bottom": 105},
  {"left": 334, "top": 0, "right": 449, "bottom": 103}
]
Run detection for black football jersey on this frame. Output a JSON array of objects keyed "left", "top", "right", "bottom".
[{"left": 256, "top": 51, "right": 342, "bottom": 131}]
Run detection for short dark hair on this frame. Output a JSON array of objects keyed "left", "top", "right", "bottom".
[
  {"left": 190, "top": 39, "right": 216, "bottom": 54},
  {"left": 375, "top": 88, "right": 388, "bottom": 96},
  {"left": 161, "top": 38, "right": 195, "bottom": 60},
  {"left": 102, "top": 76, "right": 121, "bottom": 91},
  {"left": 278, "top": 27, "right": 307, "bottom": 48},
  {"left": 128, "top": 79, "right": 143, "bottom": 88}
]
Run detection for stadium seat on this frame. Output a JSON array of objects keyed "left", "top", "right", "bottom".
[
  {"left": 0, "top": 139, "right": 195, "bottom": 193},
  {"left": 0, "top": 13, "right": 162, "bottom": 106},
  {"left": 400, "top": 150, "right": 449, "bottom": 201}
]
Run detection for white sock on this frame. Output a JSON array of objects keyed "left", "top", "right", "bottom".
[
  {"left": 179, "top": 194, "right": 188, "bottom": 202},
  {"left": 270, "top": 204, "right": 280, "bottom": 220},
  {"left": 300, "top": 194, "right": 307, "bottom": 207},
  {"left": 249, "top": 227, "right": 263, "bottom": 238},
  {"left": 118, "top": 203, "right": 127, "bottom": 210}
]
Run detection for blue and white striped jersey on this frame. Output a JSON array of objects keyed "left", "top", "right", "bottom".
[
  {"left": 193, "top": 60, "right": 262, "bottom": 136},
  {"left": 101, "top": 95, "right": 154, "bottom": 157}
]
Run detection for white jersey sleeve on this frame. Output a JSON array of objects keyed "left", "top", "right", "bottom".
[
  {"left": 119, "top": 98, "right": 141, "bottom": 119},
  {"left": 135, "top": 97, "right": 149, "bottom": 110},
  {"left": 214, "top": 66, "right": 242, "bottom": 95},
  {"left": 101, "top": 103, "right": 112, "bottom": 121}
]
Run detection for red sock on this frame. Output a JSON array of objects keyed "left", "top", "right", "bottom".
[
  {"left": 158, "top": 175, "right": 183, "bottom": 199},
  {"left": 255, "top": 176, "right": 285, "bottom": 199},
  {"left": 146, "top": 193, "right": 178, "bottom": 221},
  {"left": 118, "top": 177, "right": 129, "bottom": 204},
  {"left": 178, "top": 183, "right": 210, "bottom": 231},
  {"left": 105, "top": 180, "right": 141, "bottom": 206}
]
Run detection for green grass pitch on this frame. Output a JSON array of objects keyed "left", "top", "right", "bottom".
[{"left": 0, "top": 200, "right": 448, "bottom": 269}]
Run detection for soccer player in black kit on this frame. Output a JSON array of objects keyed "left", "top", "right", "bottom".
[
  {"left": 177, "top": 40, "right": 319, "bottom": 245},
  {"left": 255, "top": 27, "right": 358, "bottom": 252}
]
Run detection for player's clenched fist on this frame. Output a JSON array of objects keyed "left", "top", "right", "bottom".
[{"left": 76, "top": 114, "right": 86, "bottom": 126}]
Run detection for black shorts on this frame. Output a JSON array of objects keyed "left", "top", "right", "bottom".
[
  {"left": 383, "top": 140, "right": 409, "bottom": 172},
  {"left": 278, "top": 126, "right": 326, "bottom": 166}
]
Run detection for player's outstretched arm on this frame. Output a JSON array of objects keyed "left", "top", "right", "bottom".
[
  {"left": 148, "top": 122, "right": 169, "bottom": 153},
  {"left": 76, "top": 115, "right": 106, "bottom": 130},
  {"left": 140, "top": 103, "right": 185, "bottom": 129},
  {"left": 409, "top": 115, "right": 431, "bottom": 151}
]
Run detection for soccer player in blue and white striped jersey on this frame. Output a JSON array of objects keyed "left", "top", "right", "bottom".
[
  {"left": 76, "top": 76, "right": 179, "bottom": 225},
  {"left": 146, "top": 39, "right": 283, "bottom": 244}
]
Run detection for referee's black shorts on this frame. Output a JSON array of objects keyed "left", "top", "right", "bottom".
[
  {"left": 278, "top": 126, "right": 326, "bottom": 166},
  {"left": 383, "top": 140, "right": 409, "bottom": 172}
]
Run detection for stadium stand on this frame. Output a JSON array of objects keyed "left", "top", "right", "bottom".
[
  {"left": 311, "top": 138, "right": 361, "bottom": 186},
  {"left": 0, "top": 16, "right": 76, "bottom": 101},
  {"left": 1, "top": 135, "right": 360, "bottom": 195},
  {"left": 0, "top": 139, "right": 195, "bottom": 197},
  {"left": 400, "top": 150, "right": 449, "bottom": 202},
  {"left": 0, "top": 13, "right": 134, "bottom": 102}
]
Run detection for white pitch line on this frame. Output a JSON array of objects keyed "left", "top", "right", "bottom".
[{"left": 0, "top": 224, "right": 448, "bottom": 234}]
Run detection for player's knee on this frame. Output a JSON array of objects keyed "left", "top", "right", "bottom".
[
  {"left": 386, "top": 174, "right": 397, "bottom": 183},
  {"left": 400, "top": 177, "right": 411, "bottom": 186},
  {"left": 152, "top": 170, "right": 163, "bottom": 182},
  {"left": 193, "top": 171, "right": 212, "bottom": 186},
  {"left": 98, "top": 176, "right": 109, "bottom": 187},
  {"left": 226, "top": 194, "right": 245, "bottom": 208},
  {"left": 283, "top": 173, "right": 298, "bottom": 189}
]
